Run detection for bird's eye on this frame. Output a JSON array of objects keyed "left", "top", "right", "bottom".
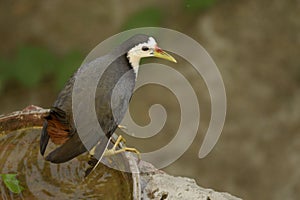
[{"left": 142, "top": 46, "right": 149, "bottom": 51}]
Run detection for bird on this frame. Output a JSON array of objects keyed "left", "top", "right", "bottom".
[{"left": 40, "top": 34, "right": 177, "bottom": 166}]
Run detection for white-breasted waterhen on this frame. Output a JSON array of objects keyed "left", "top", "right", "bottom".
[{"left": 40, "top": 34, "right": 176, "bottom": 165}]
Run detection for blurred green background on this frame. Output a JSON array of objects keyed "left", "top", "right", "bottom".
[{"left": 0, "top": 0, "right": 299, "bottom": 199}]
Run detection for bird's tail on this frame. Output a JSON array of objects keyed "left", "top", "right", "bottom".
[
  {"left": 45, "top": 132, "right": 87, "bottom": 163},
  {"left": 40, "top": 121, "right": 50, "bottom": 156}
]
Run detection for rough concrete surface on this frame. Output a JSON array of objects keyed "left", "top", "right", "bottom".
[
  {"left": 139, "top": 161, "right": 242, "bottom": 200},
  {"left": 142, "top": 173, "right": 242, "bottom": 200}
]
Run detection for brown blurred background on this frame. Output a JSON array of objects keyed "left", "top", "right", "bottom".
[{"left": 1, "top": 0, "right": 300, "bottom": 199}]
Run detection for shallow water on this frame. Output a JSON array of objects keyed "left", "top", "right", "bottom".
[{"left": 0, "top": 128, "right": 132, "bottom": 200}]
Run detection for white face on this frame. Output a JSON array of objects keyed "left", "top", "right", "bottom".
[
  {"left": 126, "top": 36, "right": 176, "bottom": 77},
  {"left": 128, "top": 37, "right": 157, "bottom": 58}
]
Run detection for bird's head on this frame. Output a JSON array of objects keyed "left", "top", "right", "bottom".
[
  {"left": 125, "top": 36, "right": 177, "bottom": 74},
  {"left": 127, "top": 37, "right": 177, "bottom": 63}
]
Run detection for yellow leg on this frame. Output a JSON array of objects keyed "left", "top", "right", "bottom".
[
  {"left": 104, "top": 135, "right": 141, "bottom": 159},
  {"left": 113, "top": 134, "right": 126, "bottom": 149}
]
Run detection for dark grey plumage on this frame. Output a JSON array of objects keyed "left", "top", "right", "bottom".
[{"left": 40, "top": 34, "right": 150, "bottom": 163}]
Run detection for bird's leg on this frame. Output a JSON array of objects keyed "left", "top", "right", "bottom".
[{"left": 104, "top": 135, "right": 141, "bottom": 159}]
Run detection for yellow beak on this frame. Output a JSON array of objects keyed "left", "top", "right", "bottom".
[{"left": 153, "top": 48, "right": 177, "bottom": 63}]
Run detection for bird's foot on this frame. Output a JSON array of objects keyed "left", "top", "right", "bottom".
[
  {"left": 85, "top": 135, "right": 140, "bottom": 177},
  {"left": 104, "top": 135, "right": 141, "bottom": 159}
]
